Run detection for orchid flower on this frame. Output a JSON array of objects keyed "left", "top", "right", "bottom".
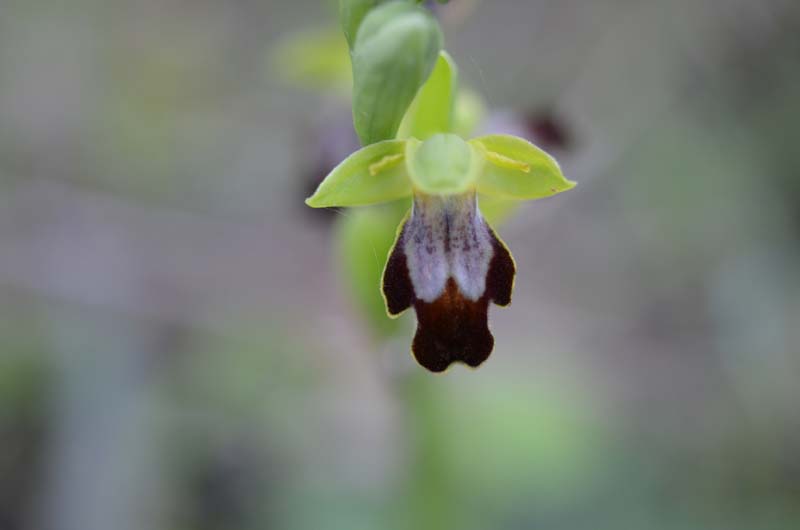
[{"left": 307, "top": 127, "right": 574, "bottom": 372}]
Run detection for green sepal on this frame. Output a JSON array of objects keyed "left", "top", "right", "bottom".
[
  {"left": 471, "top": 134, "right": 576, "bottom": 200},
  {"left": 405, "top": 133, "right": 484, "bottom": 195},
  {"left": 351, "top": 2, "right": 443, "bottom": 145},
  {"left": 397, "top": 50, "right": 458, "bottom": 140},
  {"left": 306, "top": 140, "right": 412, "bottom": 207}
]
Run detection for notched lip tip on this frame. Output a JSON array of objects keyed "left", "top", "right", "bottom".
[
  {"left": 415, "top": 354, "right": 489, "bottom": 374},
  {"left": 423, "top": 361, "right": 486, "bottom": 374}
]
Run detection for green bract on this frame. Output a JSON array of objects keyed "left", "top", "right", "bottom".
[
  {"left": 350, "top": 2, "right": 442, "bottom": 145},
  {"left": 306, "top": 133, "right": 574, "bottom": 206}
]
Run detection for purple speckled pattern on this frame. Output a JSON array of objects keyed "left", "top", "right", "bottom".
[{"left": 403, "top": 192, "right": 494, "bottom": 302}]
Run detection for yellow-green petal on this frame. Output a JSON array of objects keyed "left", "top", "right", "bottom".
[
  {"left": 397, "top": 50, "right": 458, "bottom": 140},
  {"left": 305, "top": 140, "right": 412, "bottom": 207},
  {"left": 406, "top": 134, "right": 484, "bottom": 195},
  {"left": 471, "top": 134, "right": 576, "bottom": 200}
]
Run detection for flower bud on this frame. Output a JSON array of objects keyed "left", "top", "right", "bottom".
[{"left": 351, "top": 2, "right": 443, "bottom": 145}]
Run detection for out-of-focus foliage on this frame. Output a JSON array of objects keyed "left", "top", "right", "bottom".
[
  {"left": 336, "top": 202, "right": 410, "bottom": 338},
  {"left": 271, "top": 27, "right": 351, "bottom": 92}
]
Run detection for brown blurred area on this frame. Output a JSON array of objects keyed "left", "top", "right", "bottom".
[{"left": 1, "top": 1, "right": 799, "bottom": 529}]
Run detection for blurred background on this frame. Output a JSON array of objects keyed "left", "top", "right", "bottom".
[{"left": 1, "top": 1, "right": 800, "bottom": 529}]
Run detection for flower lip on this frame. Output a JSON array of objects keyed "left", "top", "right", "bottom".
[{"left": 382, "top": 191, "right": 515, "bottom": 372}]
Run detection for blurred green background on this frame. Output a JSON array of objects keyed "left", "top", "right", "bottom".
[{"left": 1, "top": 1, "right": 799, "bottom": 529}]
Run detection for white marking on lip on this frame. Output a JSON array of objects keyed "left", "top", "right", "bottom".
[{"left": 404, "top": 193, "right": 494, "bottom": 303}]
